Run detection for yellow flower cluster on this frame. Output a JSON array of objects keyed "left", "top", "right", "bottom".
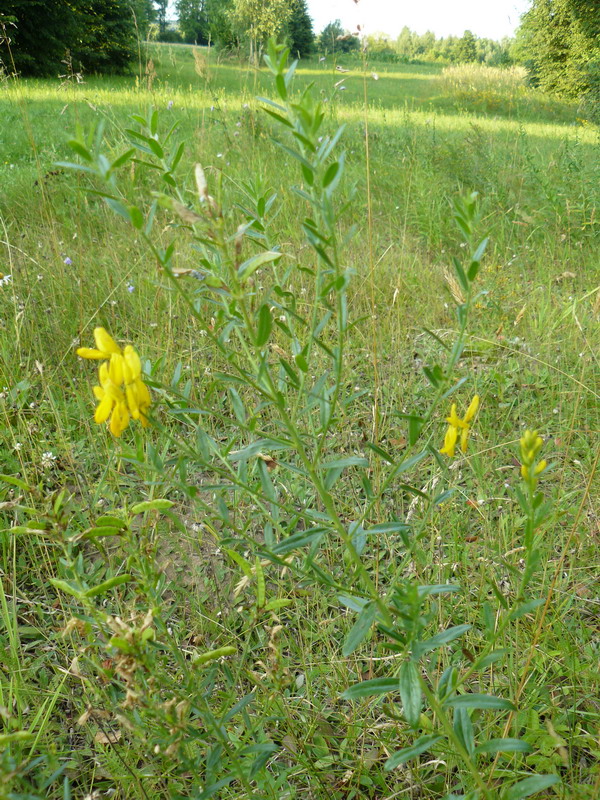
[
  {"left": 77, "top": 327, "right": 151, "bottom": 437},
  {"left": 440, "top": 395, "right": 480, "bottom": 457},
  {"left": 519, "top": 429, "right": 547, "bottom": 481}
]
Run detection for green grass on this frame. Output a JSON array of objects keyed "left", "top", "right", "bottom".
[{"left": 0, "top": 43, "right": 599, "bottom": 799}]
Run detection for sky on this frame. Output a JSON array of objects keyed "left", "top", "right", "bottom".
[{"left": 305, "top": 0, "right": 533, "bottom": 41}]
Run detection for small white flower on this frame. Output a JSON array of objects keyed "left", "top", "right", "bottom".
[
  {"left": 41, "top": 451, "right": 57, "bottom": 469},
  {"left": 13, "top": 442, "right": 22, "bottom": 451},
  {"left": 0, "top": 274, "right": 12, "bottom": 287}
]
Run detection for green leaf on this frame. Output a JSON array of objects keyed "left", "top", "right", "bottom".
[
  {"left": 509, "top": 599, "right": 544, "bottom": 620},
  {"left": 467, "top": 237, "right": 489, "bottom": 281},
  {"left": 95, "top": 515, "right": 127, "bottom": 529},
  {"left": 413, "top": 624, "right": 471, "bottom": 657},
  {"left": 385, "top": 735, "right": 443, "bottom": 770},
  {"left": 393, "top": 450, "right": 428, "bottom": 476},
  {"left": 67, "top": 139, "right": 93, "bottom": 162},
  {"left": 262, "top": 107, "right": 294, "bottom": 129},
  {"left": 104, "top": 196, "right": 131, "bottom": 223},
  {"left": 294, "top": 352, "right": 309, "bottom": 373},
  {"left": 0, "top": 473, "right": 33, "bottom": 492},
  {"left": 399, "top": 661, "right": 422, "bottom": 727},
  {"left": 342, "top": 601, "right": 378, "bottom": 656},
  {"left": 49, "top": 579, "right": 84, "bottom": 599},
  {"left": 256, "top": 303, "right": 272, "bottom": 347},
  {"left": 504, "top": 774, "right": 560, "bottom": 800},
  {"left": 322, "top": 161, "right": 339, "bottom": 188},
  {"left": 454, "top": 706, "right": 475, "bottom": 755},
  {"left": 452, "top": 256, "right": 469, "bottom": 292},
  {"left": 128, "top": 205, "right": 144, "bottom": 230},
  {"left": 341, "top": 677, "right": 399, "bottom": 700},
  {"left": 444, "top": 694, "right": 516, "bottom": 711},
  {"left": 130, "top": 499, "right": 174, "bottom": 514},
  {"left": 237, "top": 250, "right": 282, "bottom": 281},
  {"left": 193, "top": 646, "right": 236, "bottom": 666},
  {"left": 84, "top": 574, "right": 133, "bottom": 597},
  {"left": 365, "top": 441, "right": 395, "bottom": 464},
  {"left": 321, "top": 456, "right": 369, "bottom": 470},
  {"left": 254, "top": 556, "right": 265, "bottom": 608},
  {"left": 472, "top": 649, "right": 509, "bottom": 670},
  {"left": 271, "top": 528, "right": 327, "bottom": 555},
  {"left": 475, "top": 738, "right": 532, "bottom": 755},
  {"left": 225, "top": 548, "right": 253, "bottom": 579},
  {"left": 83, "top": 526, "right": 125, "bottom": 539},
  {"left": 109, "top": 148, "right": 135, "bottom": 172}
]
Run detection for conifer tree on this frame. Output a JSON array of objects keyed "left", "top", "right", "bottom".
[{"left": 287, "top": 0, "right": 314, "bottom": 59}]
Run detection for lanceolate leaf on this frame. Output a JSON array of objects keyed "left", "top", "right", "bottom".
[
  {"left": 385, "top": 734, "right": 443, "bottom": 770},
  {"left": 444, "top": 694, "right": 516, "bottom": 711},
  {"left": 342, "top": 601, "right": 378, "bottom": 656},
  {"left": 399, "top": 661, "right": 422, "bottom": 727},
  {"left": 504, "top": 774, "right": 560, "bottom": 800},
  {"left": 340, "top": 677, "right": 399, "bottom": 700},
  {"left": 475, "top": 738, "right": 532, "bottom": 754}
]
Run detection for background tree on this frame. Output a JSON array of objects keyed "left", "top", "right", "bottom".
[
  {"left": 515, "top": 0, "right": 600, "bottom": 96},
  {"left": 229, "top": 0, "right": 293, "bottom": 61},
  {"left": 154, "top": 0, "right": 168, "bottom": 35},
  {"left": 318, "top": 20, "right": 359, "bottom": 55},
  {"left": 455, "top": 29, "right": 477, "bottom": 62},
  {"left": 0, "top": 0, "right": 84, "bottom": 76},
  {"left": 0, "top": 0, "right": 156, "bottom": 76},
  {"left": 205, "top": 0, "right": 236, "bottom": 47},
  {"left": 76, "top": 0, "right": 149, "bottom": 72},
  {"left": 286, "top": 0, "right": 314, "bottom": 59},
  {"left": 396, "top": 26, "right": 415, "bottom": 60},
  {"left": 176, "top": 0, "right": 209, "bottom": 44}
]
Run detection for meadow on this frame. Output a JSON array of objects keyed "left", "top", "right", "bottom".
[{"left": 0, "top": 42, "right": 598, "bottom": 799}]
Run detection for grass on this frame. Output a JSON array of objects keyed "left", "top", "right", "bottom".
[{"left": 0, "top": 42, "right": 599, "bottom": 799}]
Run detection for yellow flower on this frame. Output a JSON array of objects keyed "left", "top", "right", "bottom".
[
  {"left": 77, "top": 327, "right": 122, "bottom": 360},
  {"left": 440, "top": 423, "right": 458, "bottom": 457},
  {"left": 440, "top": 395, "right": 480, "bottom": 457},
  {"left": 77, "top": 329, "right": 151, "bottom": 436},
  {"left": 519, "top": 430, "right": 546, "bottom": 483},
  {"left": 93, "top": 362, "right": 130, "bottom": 436}
]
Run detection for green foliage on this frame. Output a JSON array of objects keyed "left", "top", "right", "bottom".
[
  {"left": 393, "top": 24, "right": 513, "bottom": 65},
  {"left": 516, "top": 0, "right": 600, "bottom": 97},
  {"left": 456, "top": 29, "right": 478, "bottom": 63},
  {"left": 0, "top": 0, "right": 155, "bottom": 76},
  {"left": 229, "top": 0, "right": 293, "bottom": 59},
  {"left": 286, "top": 0, "right": 314, "bottom": 59},
  {"left": 176, "top": 0, "right": 209, "bottom": 45},
  {"left": 318, "top": 19, "right": 359, "bottom": 55}
]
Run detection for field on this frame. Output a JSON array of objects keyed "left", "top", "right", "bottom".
[{"left": 0, "top": 42, "right": 599, "bottom": 799}]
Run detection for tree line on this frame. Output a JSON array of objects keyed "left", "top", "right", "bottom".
[
  {"left": 1, "top": 0, "right": 598, "bottom": 106},
  {"left": 0, "top": 0, "right": 156, "bottom": 76}
]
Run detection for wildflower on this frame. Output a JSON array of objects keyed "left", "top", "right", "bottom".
[
  {"left": 0, "top": 273, "right": 12, "bottom": 287},
  {"left": 127, "top": 284, "right": 135, "bottom": 293},
  {"left": 440, "top": 395, "right": 480, "bottom": 457},
  {"left": 519, "top": 429, "right": 547, "bottom": 481},
  {"left": 41, "top": 451, "right": 57, "bottom": 469},
  {"left": 64, "top": 256, "right": 73, "bottom": 265},
  {"left": 167, "top": 100, "right": 173, "bottom": 110},
  {"left": 77, "top": 327, "right": 151, "bottom": 436},
  {"left": 76, "top": 327, "right": 121, "bottom": 360}
]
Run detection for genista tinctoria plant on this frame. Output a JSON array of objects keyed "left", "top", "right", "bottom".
[{"left": 31, "top": 39, "right": 562, "bottom": 800}]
